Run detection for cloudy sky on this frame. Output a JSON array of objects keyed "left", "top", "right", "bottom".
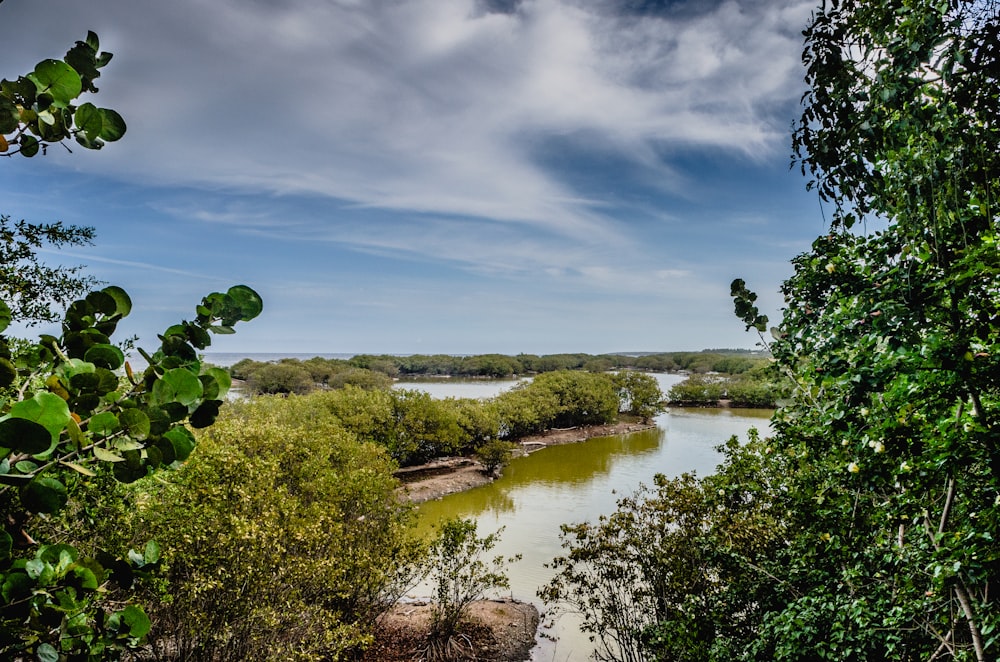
[{"left": 1, "top": 0, "right": 827, "bottom": 356}]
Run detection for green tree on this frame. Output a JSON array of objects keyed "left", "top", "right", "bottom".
[
  {"left": 0, "top": 216, "right": 101, "bottom": 325},
  {"left": 131, "top": 395, "right": 421, "bottom": 661}
]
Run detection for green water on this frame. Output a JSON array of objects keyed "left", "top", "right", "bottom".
[{"left": 409, "top": 376, "right": 772, "bottom": 660}]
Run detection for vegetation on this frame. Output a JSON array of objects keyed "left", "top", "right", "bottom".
[
  {"left": 1, "top": 34, "right": 266, "bottom": 660},
  {"left": 667, "top": 362, "right": 789, "bottom": 408},
  {"left": 1, "top": 31, "right": 126, "bottom": 157},
  {"left": 542, "top": 1, "right": 1000, "bottom": 660},
  {"left": 228, "top": 351, "right": 767, "bottom": 395},
  {"left": 130, "top": 397, "right": 422, "bottom": 661},
  {"left": 422, "top": 519, "right": 520, "bottom": 660}
]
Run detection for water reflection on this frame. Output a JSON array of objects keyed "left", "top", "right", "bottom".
[{"left": 412, "top": 404, "right": 772, "bottom": 660}]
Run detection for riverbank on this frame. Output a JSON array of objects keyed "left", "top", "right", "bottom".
[
  {"left": 394, "top": 420, "right": 656, "bottom": 503},
  {"left": 362, "top": 598, "right": 539, "bottom": 661}
]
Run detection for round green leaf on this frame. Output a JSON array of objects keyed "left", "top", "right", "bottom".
[
  {"left": 84, "top": 343, "right": 124, "bottom": 370},
  {"left": 101, "top": 286, "right": 132, "bottom": 317},
  {"left": 85, "top": 290, "right": 117, "bottom": 316},
  {"left": 152, "top": 368, "right": 203, "bottom": 407},
  {"left": 88, "top": 411, "right": 120, "bottom": 438},
  {"left": 0, "top": 299, "right": 11, "bottom": 333},
  {"left": 98, "top": 108, "right": 126, "bottom": 141},
  {"left": 7, "top": 392, "right": 71, "bottom": 445},
  {"left": 74, "top": 101, "right": 103, "bottom": 138},
  {"left": 120, "top": 604, "right": 151, "bottom": 638},
  {"left": 226, "top": 285, "right": 263, "bottom": 321},
  {"left": 163, "top": 426, "right": 196, "bottom": 461},
  {"left": 21, "top": 476, "right": 68, "bottom": 514},
  {"left": 0, "top": 96, "right": 18, "bottom": 134},
  {"left": 190, "top": 400, "right": 222, "bottom": 429},
  {"left": 29, "top": 59, "right": 82, "bottom": 107},
  {"left": 119, "top": 409, "right": 150, "bottom": 441},
  {"left": 19, "top": 134, "right": 39, "bottom": 157}
]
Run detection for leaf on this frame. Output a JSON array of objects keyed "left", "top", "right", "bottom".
[
  {"left": 0, "top": 299, "right": 10, "bottom": 333},
  {"left": 118, "top": 408, "right": 150, "bottom": 441},
  {"left": 93, "top": 445, "right": 125, "bottom": 463},
  {"left": 19, "top": 134, "right": 39, "bottom": 157},
  {"left": 74, "top": 101, "right": 103, "bottom": 138},
  {"left": 144, "top": 540, "right": 160, "bottom": 565},
  {"left": 98, "top": 108, "right": 126, "bottom": 141},
  {"left": 227, "top": 285, "right": 264, "bottom": 321},
  {"left": 120, "top": 604, "right": 151, "bottom": 638},
  {"left": 152, "top": 368, "right": 203, "bottom": 407},
  {"left": 84, "top": 343, "right": 124, "bottom": 370},
  {"left": 59, "top": 460, "right": 96, "bottom": 477},
  {"left": 20, "top": 476, "right": 68, "bottom": 514},
  {"left": 0, "top": 417, "right": 52, "bottom": 454},
  {"left": 28, "top": 59, "right": 82, "bottom": 107},
  {"left": 163, "top": 426, "right": 196, "bottom": 461},
  {"left": 101, "top": 285, "right": 132, "bottom": 316},
  {"left": 0, "top": 358, "right": 15, "bottom": 389},
  {"left": 36, "top": 643, "right": 59, "bottom": 662},
  {"left": 8, "top": 392, "right": 71, "bottom": 442},
  {"left": 87, "top": 411, "right": 120, "bottom": 438}
]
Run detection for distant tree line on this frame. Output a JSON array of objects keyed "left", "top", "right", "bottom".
[{"left": 228, "top": 350, "right": 769, "bottom": 396}]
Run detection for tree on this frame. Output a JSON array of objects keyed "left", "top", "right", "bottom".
[
  {"left": 726, "top": 0, "right": 1000, "bottom": 658},
  {"left": 0, "top": 216, "right": 101, "bottom": 325},
  {"left": 1, "top": 32, "right": 264, "bottom": 659},
  {"left": 544, "top": 1, "right": 999, "bottom": 660},
  {"left": 0, "top": 284, "right": 262, "bottom": 659}
]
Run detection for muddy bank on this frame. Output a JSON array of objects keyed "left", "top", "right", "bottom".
[
  {"left": 362, "top": 598, "right": 539, "bottom": 661},
  {"left": 394, "top": 420, "right": 655, "bottom": 503}
]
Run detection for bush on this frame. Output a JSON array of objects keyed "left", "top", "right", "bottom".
[
  {"left": 133, "top": 395, "right": 423, "bottom": 661},
  {"left": 423, "top": 519, "right": 520, "bottom": 658}
]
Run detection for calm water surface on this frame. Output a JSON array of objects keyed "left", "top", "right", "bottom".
[{"left": 406, "top": 374, "right": 773, "bottom": 660}]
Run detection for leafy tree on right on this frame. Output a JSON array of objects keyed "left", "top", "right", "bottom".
[
  {"left": 544, "top": 2, "right": 998, "bottom": 660},
  {"left": 731, "top": 0, "right": 999, "bottom": 658}
]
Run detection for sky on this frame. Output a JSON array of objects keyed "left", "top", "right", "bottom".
[{"left": 1, "top": 0, "right": 829, "bottom": 356}]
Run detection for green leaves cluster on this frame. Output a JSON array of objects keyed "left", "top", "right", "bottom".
[
  {"left": 126, "top": 395, "right": 421, "bottom": 661},
  {"left": 0, "top": 283, "right": 261, "bottom": 658},
  {"left": 1, "top": 32, "right": 125, "bottom": 157}
]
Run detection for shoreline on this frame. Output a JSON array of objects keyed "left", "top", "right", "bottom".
[{"left": 394, "top": 420, "right": 656, "bottom": 503}]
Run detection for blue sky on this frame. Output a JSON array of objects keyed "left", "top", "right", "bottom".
[{"left": 2, "top": 0, "right": 826, "bottom": 355}]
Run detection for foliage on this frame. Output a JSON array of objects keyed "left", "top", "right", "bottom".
[
  {"left": 130, "top": 395, "right": 422, "bottom": 661},
  {"left": 612, "top": 370, "right": 666, "bottom": 420},
  {"left": 668, "top": 364, "right": 787, "bottom": 408},
  {"left": 1, "top": 31, "right": 126, "bottom": 157},
  {"left": 423, "top": 518, "right": 520, "bottom": 654},
  {"left": 475, "top": 438, "right": 517, "bottom": 475},
  {"left": 545, "top": 2, "right": 1000, "bottom": 660},
  {"left": 0, "top": 215, "right": 101, "bottom": 325},
  {"left": 0, "top": 284, "right": 261, "bottom": 659}
]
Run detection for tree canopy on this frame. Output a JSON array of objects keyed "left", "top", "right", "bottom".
[{"left": 544, "top": 1, "right": 1000, "bottom": 660}]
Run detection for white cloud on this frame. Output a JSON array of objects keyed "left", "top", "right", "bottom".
[{"left": 3, "top": 0, "right": 811, "bottom": 237}]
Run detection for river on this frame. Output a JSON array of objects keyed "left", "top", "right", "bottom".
[{"left": 396, "top": 374, "right": 772, "bottom": 661}]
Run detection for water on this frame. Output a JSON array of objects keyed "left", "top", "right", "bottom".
[
  {"left": 406, "top": 373, "right": 773, "bottom": 660},
  {"left": 393, "top": 377, "right": 530, "bottom": 399}
]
